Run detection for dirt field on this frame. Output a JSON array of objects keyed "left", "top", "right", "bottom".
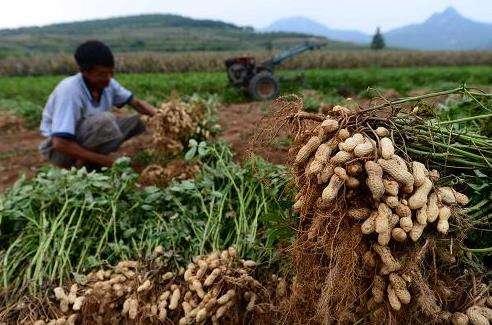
[{"left": 0, "top": 102, "right": 287, "bottom": 192}]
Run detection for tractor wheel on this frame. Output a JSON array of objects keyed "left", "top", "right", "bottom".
[{"left": 248, "top": 72, "right": 279, "bottom": 101}]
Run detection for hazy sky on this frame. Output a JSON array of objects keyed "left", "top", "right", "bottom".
[{"left": 1, "top": 0, "right": 491, "bottom": 33}]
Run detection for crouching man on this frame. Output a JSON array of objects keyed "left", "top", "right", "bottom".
[{"left": 39, "top": 40, "right": 157, "bottom": 168}]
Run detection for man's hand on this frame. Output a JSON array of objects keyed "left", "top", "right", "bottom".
[
  {"left": 101, "top": 154, "right": 117, "bottom": 167},
  {"left": 129, "top": 97, "right": 157, "bottom": 117}
]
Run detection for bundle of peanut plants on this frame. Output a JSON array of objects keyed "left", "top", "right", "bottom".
[{"left": 257, "top": 92, "right": 491, "bottom": 324}]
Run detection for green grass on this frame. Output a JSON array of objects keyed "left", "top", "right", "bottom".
[
  {"left": 281, "top": 65, "right": 492, "bottom": 95},
  {"left": 0, "top": 66, "right": 491, "bottom": 126}
]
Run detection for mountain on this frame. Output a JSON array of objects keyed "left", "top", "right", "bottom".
[
  {"left": 264, "top": 16, "right": 370, "bottom": 44},
  {"left": 0, "top": 14, "right": 356, "bottom": 56},
  {"left": 264, "top": 8, "right": 492, "bottom": 51},
  {"left": 385, "top": 7, "right": 492, "bottom": 50}
]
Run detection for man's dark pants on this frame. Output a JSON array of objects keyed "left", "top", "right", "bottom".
[{"left": 39, "top": 112, "right": 145, "bottom": 168}]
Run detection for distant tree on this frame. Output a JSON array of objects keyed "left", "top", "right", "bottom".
[{"left": 371, "top": 27, "right": 385, "bottom": 50}]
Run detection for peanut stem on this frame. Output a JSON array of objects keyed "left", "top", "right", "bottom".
[
  {"left": 437, "top": 113, "right": 492, "bottom": 126},
  {"left": 360, "top": 87, "right": 465, "bottom": 113},
  {"left": 465, "top": 247, "right": 492, "bottom": 254}
]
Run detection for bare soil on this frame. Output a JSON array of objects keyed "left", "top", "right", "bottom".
[
  {"left": 0, "top": 130, "right": 44, "bottom": 192},
  {"left": 218, "top": 101, "right": 289, "bottom": 164}
]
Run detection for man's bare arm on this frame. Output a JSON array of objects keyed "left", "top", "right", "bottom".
[
  {"left": 129, "top": 97, "right": 157, "bottom": 116},
  {"left": 52, "top": 137, "right": 114, "bottom": 167}
]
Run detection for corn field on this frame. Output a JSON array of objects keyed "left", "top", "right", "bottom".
[{"left": 1, "top": 50, "right": 492, "bottom": 76}]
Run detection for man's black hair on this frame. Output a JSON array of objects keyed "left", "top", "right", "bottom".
[{"left": 74, "top": 40, "right": 115, "bottom": 71}]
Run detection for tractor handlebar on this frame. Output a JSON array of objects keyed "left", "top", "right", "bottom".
[{"left": 261, "top": 41, "right": 326, "bottom": 70}]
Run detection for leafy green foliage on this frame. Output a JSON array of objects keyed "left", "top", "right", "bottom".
[
  {"left": 437, "top": 96, "right": 492, "bottom": 136},
  {"left": 0, "top": 159, "right": 157, "bottom": 291},
  {"left": 172, "top": 142, "right": 294, "bottom": 262},
  {"left": 0, "top": 98, "right": 42, "bottom": 128}
]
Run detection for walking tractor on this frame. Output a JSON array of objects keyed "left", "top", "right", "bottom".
[{"left": 225, "top": 41, "right": 325, "bottom": 100}]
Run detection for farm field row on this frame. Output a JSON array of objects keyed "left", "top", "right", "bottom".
[{"left": 1, "top": 65, "right": 491, "bottom": 128}]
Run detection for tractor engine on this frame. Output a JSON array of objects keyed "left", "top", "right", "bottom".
[{"left": 224, "top": 57, "right": 279, "bottom": 101}]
